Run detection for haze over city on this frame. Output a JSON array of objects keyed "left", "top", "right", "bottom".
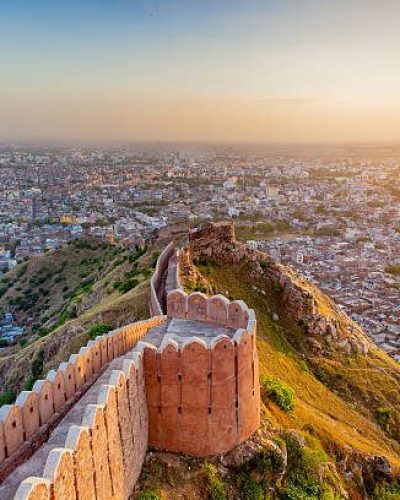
[{"left": 2, "top": 0, "right": 400, "bottom": 143}]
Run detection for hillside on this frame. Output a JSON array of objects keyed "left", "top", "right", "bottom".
[
  {"left": 135, "top": 223, "right": 400, "bottom": 500},
  {"left": 0, "top": 236, "right": 162, "bottom": 401}
]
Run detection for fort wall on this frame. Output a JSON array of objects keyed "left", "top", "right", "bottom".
[
  {"left": 150, "top": 242, "right": 175, "bottom": 316},
  {"left": 13, "top": 341, "right": 149, "bottom": 500},
  {"left": 142, "top": 329, "right": 259, "bottom": 456},
  {"left": 167, "top": 289, "right": 253, "bottom": 331},
  {"left": 0, "top": 316, "right": 165, "bottom": 480}
]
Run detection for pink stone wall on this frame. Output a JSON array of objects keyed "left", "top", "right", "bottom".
[
  {"left": 0, "top": 405, "right": 24, "bottom": 456},
  {"left": 1, "top": 316, "right": 164, "bottom": 477},
  {"left": 150, "top": 242, "right": 175, "bottom": 316},
  {"left": 167, "top": 291, "right": 252, "bottom": 332},
  {"left": 65, "top": 426, "right": 96, "bottom": 500},
  {"left": 47, "top": 370, "right": 66, "bottom": 413},
  {"left": 166, "top": 289, "right": 187, "bottom": 319},
  {"left": 32, "top": 380, "right": 55, "bottom": 426},
  {"left": 147, "top": 327, "right": 260, "bottom": 457},
  {"left": 187, "top": 293, "right": 208, "bottom": 322},
  {"left": 82, "top": 404, "right": 113, "bottom": 500},
  {"left": 43, "top": 448, "right": 76, "bottom": 500},
  {"left": 11, "top": 309, "right": 258, "bottom": 498},
  {"left": 208, "top": 295, "right": 229, "bottom": 325},
  {"left": 14, "top": 478, "right": 51, "bottom": 500},
  {"left": 16, "top": 392, "right": 40, "bottom": 440}
]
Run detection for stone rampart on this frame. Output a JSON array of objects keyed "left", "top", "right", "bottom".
[
  {"left": 150, "top": 242, "right": 175, "bottom": 316},
  {"left": 167, "top": 289, "right": 254, "bottom": 331},
  {"left": 13, "top": 340, "right": 150, "bottom": 500},
  {"left": 0, "top": 316, "right": 165, "bottom": 481},
  {"left": 142, "top": 324, "right": 259, "bottom": 457}
]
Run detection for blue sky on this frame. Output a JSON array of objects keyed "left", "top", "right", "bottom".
[{"left": 1, "top": 1, "right": 400, "bottom": 141}]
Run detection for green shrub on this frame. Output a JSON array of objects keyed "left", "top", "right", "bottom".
[
  {"left": 385, "top": 264, "right": 400, "bottom": 276},
  {"left": 113, "top": 279, "right": 138, "bottom": 294},
  {"left": 376, "top": 407, "right": 392, "bottom": 432},
  {"left": 16, "top": 263, "right": 28, "bottom": 278},
  {"left": 261, "top": 376, "right": 294, "bottom": 412},
  {"left": 24, "top": 376, "right": 37, "bottom": 391},
  {"left": 88, "top": 323, "right": 112, "bottom": 340},
  {"left": 204, "top": 463, "right": 226, "bottom": 500},
  {"left": 282, "top": 477, "right": 320, "bottom": 500},
  {"left": 280, "top": 432, "right": 329, "bottom": 500},
  {"left": 138, "top": 491, "right": 160, "bottom": 500},
  {"left": 374, "top": 481, "right": 400, "bottom": 499},
  {"left": 38, "top": 327, "right": 50, "bottom": 337},
  {"left": 141, "top": 267, "right": 153, "bottom": 279},
  {"left": 247, "top": 448, "right": 284, "bottom": 477},
  {"left": 240, "top": 475, "right": 264, "bottom": 499},
  {"left": 31, "top": 350, "right": 44, "bottom": 379},
  {"left": 0, "top": 390, "right": 16, "bottom": 407}
]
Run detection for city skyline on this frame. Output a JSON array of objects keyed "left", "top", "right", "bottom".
[{"left": 2, "top": 1, "right": 400, "bottom": 142}]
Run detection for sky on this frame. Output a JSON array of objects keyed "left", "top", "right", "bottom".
[{"left": 1, "top": 0, "right": 400, "bottom": 143}]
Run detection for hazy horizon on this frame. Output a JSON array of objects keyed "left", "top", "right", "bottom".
[{"left": 2, "top": 1, "right": 400, "bottom": 143}]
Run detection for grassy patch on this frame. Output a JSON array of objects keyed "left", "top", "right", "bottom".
[
  {"left": 204, "top": 463, "right": 226, "bottom": 500},
  {"left": 88, "top": 323, "right": 113, "bottom": 340},
  {"left": 261, "top": 376, "right": 294, "bottom": 412}
]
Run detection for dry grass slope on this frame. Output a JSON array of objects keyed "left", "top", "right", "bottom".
[{"left": 197, "top": 263, "right": 400, "bottom": 470}]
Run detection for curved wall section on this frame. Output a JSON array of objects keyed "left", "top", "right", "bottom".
[
  {"left": 0, "top": 316, "right": 166, "bottom": 481},
  {"left": 143, "top": 329, "right": 260, "bottom": 457},
  {"left": 12, "top": 341, "right": 150, "bottom": 500},
  {"left": 150, "top": 242, "right": 175, "bottom": 316}
]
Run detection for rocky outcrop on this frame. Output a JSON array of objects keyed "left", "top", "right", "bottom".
[{"left": 184, "top": 221, "right": 370, "bottom": 357}]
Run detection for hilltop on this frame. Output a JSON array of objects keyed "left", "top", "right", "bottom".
[
  {"left": 135, "top": 222, "right": 400, "bottom": 499},
  {"left": 0, "top": 236, "right": 162, "bottom": 401}
]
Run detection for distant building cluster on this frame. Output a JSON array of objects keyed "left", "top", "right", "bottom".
[
  {"left": 0, "top": 144, "right": 399, "bottom": 357},
  {"left": 0, "top": 312, "right": 24, "bottom": 344}
]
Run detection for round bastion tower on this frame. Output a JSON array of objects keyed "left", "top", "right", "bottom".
[{"left": 141, "top": 288, "right": 260, "bottom": 456}]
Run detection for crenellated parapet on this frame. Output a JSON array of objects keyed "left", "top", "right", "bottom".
[
  {"left": 141, "top": 324, "right": 260, "bottom": 456},
  {"left": 167, "top": 289, "right": 255, "bottom": 331},
  {"left": 0, "top": 316, "right": 165, "bottom": 481},
  {"left": 13, "top": 341, "right": 149, "bottom": 500}
]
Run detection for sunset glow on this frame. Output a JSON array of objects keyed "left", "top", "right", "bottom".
[{"left": 1, "top": 0, "right": 400, "bottom": 142}]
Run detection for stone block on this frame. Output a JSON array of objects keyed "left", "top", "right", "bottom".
[
  {"left": 0, "top": 404, "right": 24, "bottom": 456},
  {"left": 82, "top": 404, "right": 112, "bottom": 500},
  {"left": 47, "top": 370, "right": 66, "bottom": 413},
  {"left": 14, "top": 478, "right": 51, "bottom": 500},
  {"left": 16, "top": 391, "right": 40, "bottom": 440},
  {"left": 208, "top": 295, "right": 229, "bottom": 325},
  {"left": 32, "top": 380, "right": 55, "bottom": 426},
  {"left": 187, "top": 292, "right": 208, "bottom": 322},
  {"left": 65, "top": 425, "right": 96, "bottom": 500},
  {"left": 228, "top": 300, "right": 250, "bottom": 329},
  {"left": 87, "top": 339, "right": 101, "bottom": 374},
  {"left": 59, "top": 362, "right": 76, "bottom": 401},
  {"left": 43, "top": 448, "right": 76, "bottom": 500},
  {"left": 167, "top": 289, "right": 187, "bottom": 319},
  {"left": 98, "top": 385, "right": 124, "bottom": 500}
]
